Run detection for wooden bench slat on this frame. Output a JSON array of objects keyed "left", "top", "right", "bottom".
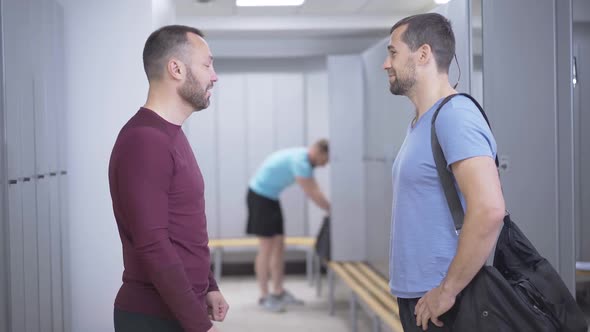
[
  {"left": 209, "top": 237, "right": 315, "bottom": 248},
  {"left": 357, "top": 263, "right": 390, "bottom": 293},
  {"left": 329, "top": 262, "right": 403, "bottom": 332},
  {"left": 343, "top": 263, "right": 400, "bottom": 317}
]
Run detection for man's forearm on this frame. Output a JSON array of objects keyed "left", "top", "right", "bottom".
[
  {"left": 440, "top": 208, "right": 504, "bottom": 297},
  {"left": 308, "top": 189, "right": 330, "bottom": 211}
]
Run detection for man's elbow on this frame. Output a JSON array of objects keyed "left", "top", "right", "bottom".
[
  {"left": 481, "top": 205, "right": 506, "bottom": 232},
  {"left": 470, "top": 203, "right": 505, "bottom": 233}
]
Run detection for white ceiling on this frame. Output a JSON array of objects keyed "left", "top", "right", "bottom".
[
  {"left": 174, "top": 0, "right": 438, "bottom": 38},
  {"left": 175, "top": 0, "right": 436, "bottom": 17}
]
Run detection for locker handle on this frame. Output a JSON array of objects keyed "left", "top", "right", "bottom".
[
  {"left": 49, "top": 172, "right": 57, "bottom": 177},
  {"left": 9, "top": 180, "right": 17, "bottom": 185},
  {"left": 23, "top": 177, "right": 31, "bottom": 182},
  {"left": 60, "top": 171, "right": 67, "bottom": 175},
  {"left": 37, "top": 175, "right": 45, "bottom": 179}
]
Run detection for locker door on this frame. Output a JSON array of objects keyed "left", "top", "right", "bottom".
[
  {"left": 59, "top": 174, "right": 71, "bottom": 332},
  {"left": 49, "top": 175, "right": 63, "bottom": 332},
  {"left": 45, "top": 0, "right": 59, "bottom": 175},
  {"left": 36, "top": 176, "right": 53, "bottom": 331},
  {"left": 304, "top": 69, "right": 330, "bottom": 236},
  {"left": 8, "top": 183, "right": 26, "bottom": 332},
  {"left": 22, "top": 179, "right": 40, "bottom": 332},
  {"left": 275, "top": 73, "right": 306, "bottom": 236},
  {"left": 20, "top": 0, "right": 35, "bottom": 179},
  {"left": 327, "top": 55, "right": 366, "bottom": 261},
  {"left": 246, "top": 73, "right": 275, "bottom": 177},
  {"left": 217, "top": 75, "right": 248, "bottom": 238},
  {"left": 3, "top": 0, "right": 28, "bottom": 179}
]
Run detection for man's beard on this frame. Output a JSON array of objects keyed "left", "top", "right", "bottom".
[
  {"left": 178, "top": 69, "right": 210, "bottom": 111},
  {"left": 389, "top": 61, "right": 416, "bottom": 96}
]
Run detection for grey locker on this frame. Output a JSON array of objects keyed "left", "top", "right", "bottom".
[
  {"left": 275, "top": 74, "right": 306, "bottom": 236},
  {"left": 45, "top": 0, "right": 59, "bottom": 173},
  {"left": 59, "top": 174, "right": 71, "bottom": 332},
  {"left": 18, "top": 0, "right": 35, "bottom": 179},
  {"left": 49, "top": 175, "right": 64, "bottom": 332},
  {"left": 36, "top": 177, "right": 53, "bottom": 331},
  {"left": 20, "top": 79, "right": 37, "bottom": 179},
  {"left": 245, "top": 74, "right": 275, "bottom": 177},
  {"left": 483, "top": 0, "right": 562, "bottom": 269},
  {"left": 365, "top": 162, "right": 391, "bottom": 277},
  {"left": 22, "top": 180, "right": 40, "bottom": 332},
  {"left": 34, "top": 75, "right": 50, "bottom": 176},
  {"left": 575, "top": 42, "right": 590, "bottom": 260},
  {"left": 328, "top": 55, "right": 366, "bottom": 261},
  {"left": 483, "top": 0, "right": 576, "bottom": 290},
  {"left": 216, "top": 75, "right": 248, "bottom": 238},
  {"left": 304, "top": 69, "right": 330, "bottom": 236},
  {"left": 3, "top": 0, "right": 29, "bottom": 179},
  {"left": 55, "top": 3, "right": 67, "bottom": 173},
  {"left": 188, "top": 91, "right": 220, "bottom": 238},
  {"left": 8, "top": 183, "right": 26, "bottom": 332}
]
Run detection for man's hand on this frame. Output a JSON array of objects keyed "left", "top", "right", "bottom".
[
  {"left": 206, "top": 291, "right": 229, "bottom": 322},
  {"left": 414, "top": 286, "right": 456, "bottom": 331}
]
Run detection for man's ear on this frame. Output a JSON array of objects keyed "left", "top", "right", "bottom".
[
  {"left": 417, "top": 44, "right": 432, "bottom": 65},
  {"left": 167, "top": 58, "right": 184, "bottom": 81}
]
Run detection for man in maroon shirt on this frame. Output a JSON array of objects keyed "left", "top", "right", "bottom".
[{"left": 109, "top": 25, "right": 228, "bottom": 332}]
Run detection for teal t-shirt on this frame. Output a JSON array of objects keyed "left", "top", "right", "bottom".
[{"left": 249, "top": 147, "right": 313, "bottom": 200}]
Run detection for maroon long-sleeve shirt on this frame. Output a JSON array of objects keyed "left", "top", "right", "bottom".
[{"left": 109, "top": 108, "right": 218, "bottom": 332}]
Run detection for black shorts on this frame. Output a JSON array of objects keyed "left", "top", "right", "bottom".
[{"left": 246, "top": 188, "right": 284, "bottom": 237}]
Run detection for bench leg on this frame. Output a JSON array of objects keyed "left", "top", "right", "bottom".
[
  {"left": 214, "top": 248, "right": 222, "bottom": 282},
  {"left": 306, "top": 249, "right": 313, "bottom": 286},
  {"left": 350, "top": 292, "right": 358, "bottom": 332},
  {"left": 372, "top": 315, "right": 381, "bottom": 332},
  {"left": 316, "top": 255, "right": 322, "bottom": 297},
  {"left": 328, "top": 267, "right": 335, "bottom": 316}
]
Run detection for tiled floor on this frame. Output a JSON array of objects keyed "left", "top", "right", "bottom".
[{"left": 211, "top": 275, "right": 374, "bottom": 332}]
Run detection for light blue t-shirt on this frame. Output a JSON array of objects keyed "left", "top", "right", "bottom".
[
  {"left": 249, "top": 147, "right": 313, "bottom": 200},
  {"left": 389, "top": 95, "right": 497, "bottom": 299}
]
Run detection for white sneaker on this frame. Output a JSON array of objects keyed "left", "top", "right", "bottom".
[
  {"left": 278, "top": 290, "right": 304, "bottom": 306},
  {"left": 259, "top": 295, "right": 286, "bottom": 313}
]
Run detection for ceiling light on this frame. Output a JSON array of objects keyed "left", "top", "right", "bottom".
[
  {"left": 433, "top": 0, "right": 451, "bottom": 4},
  {"left": 236, "top": 0, "right": 305, "bottom": 7}
]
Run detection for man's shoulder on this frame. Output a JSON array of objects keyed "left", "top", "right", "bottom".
[
  {"left": 441, "top": 95, "right": 480, "bottom": 115},
  {"left": 436, "top": 95, "right": 486, "bottom": 128}
]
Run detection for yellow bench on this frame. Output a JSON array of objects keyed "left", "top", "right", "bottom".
[
  {"left": 328, "top": 261, "right": 403, "bottom": 332},
  {"left": 208, "top": 237, "right": 319, "bottom": 285}
]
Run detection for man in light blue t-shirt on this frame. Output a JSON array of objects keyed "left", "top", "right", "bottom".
[
  {"left": 246, "top": 139, "right": 330, "bottom": 313},
  {"left": 383, "top": 13, "right": 506, "bottom": 331}
]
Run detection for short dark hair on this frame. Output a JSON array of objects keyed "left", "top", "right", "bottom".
[
  {"left": 314, "top": 139, "right": 329, "bottom": 155},
  {"left": 142, "top": 25, "right": 204, "bottom": 81},
  {"left": 390, "top": 13, "right": 455, "bottom": 73}
]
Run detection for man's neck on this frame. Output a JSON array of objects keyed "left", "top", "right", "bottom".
[
  {"left": 408, "top": 75, "right": 457, "bottom": 124},
  {"left": 143, "top": 88, "right": 192, "bottom": 126}
]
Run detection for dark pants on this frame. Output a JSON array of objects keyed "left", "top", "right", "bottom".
[
  {"left": 114, "top": 308, "right": 184, "bottom": 332},
  {"left": 398, "top": 298, "right": 456, "bottom": 332}
]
